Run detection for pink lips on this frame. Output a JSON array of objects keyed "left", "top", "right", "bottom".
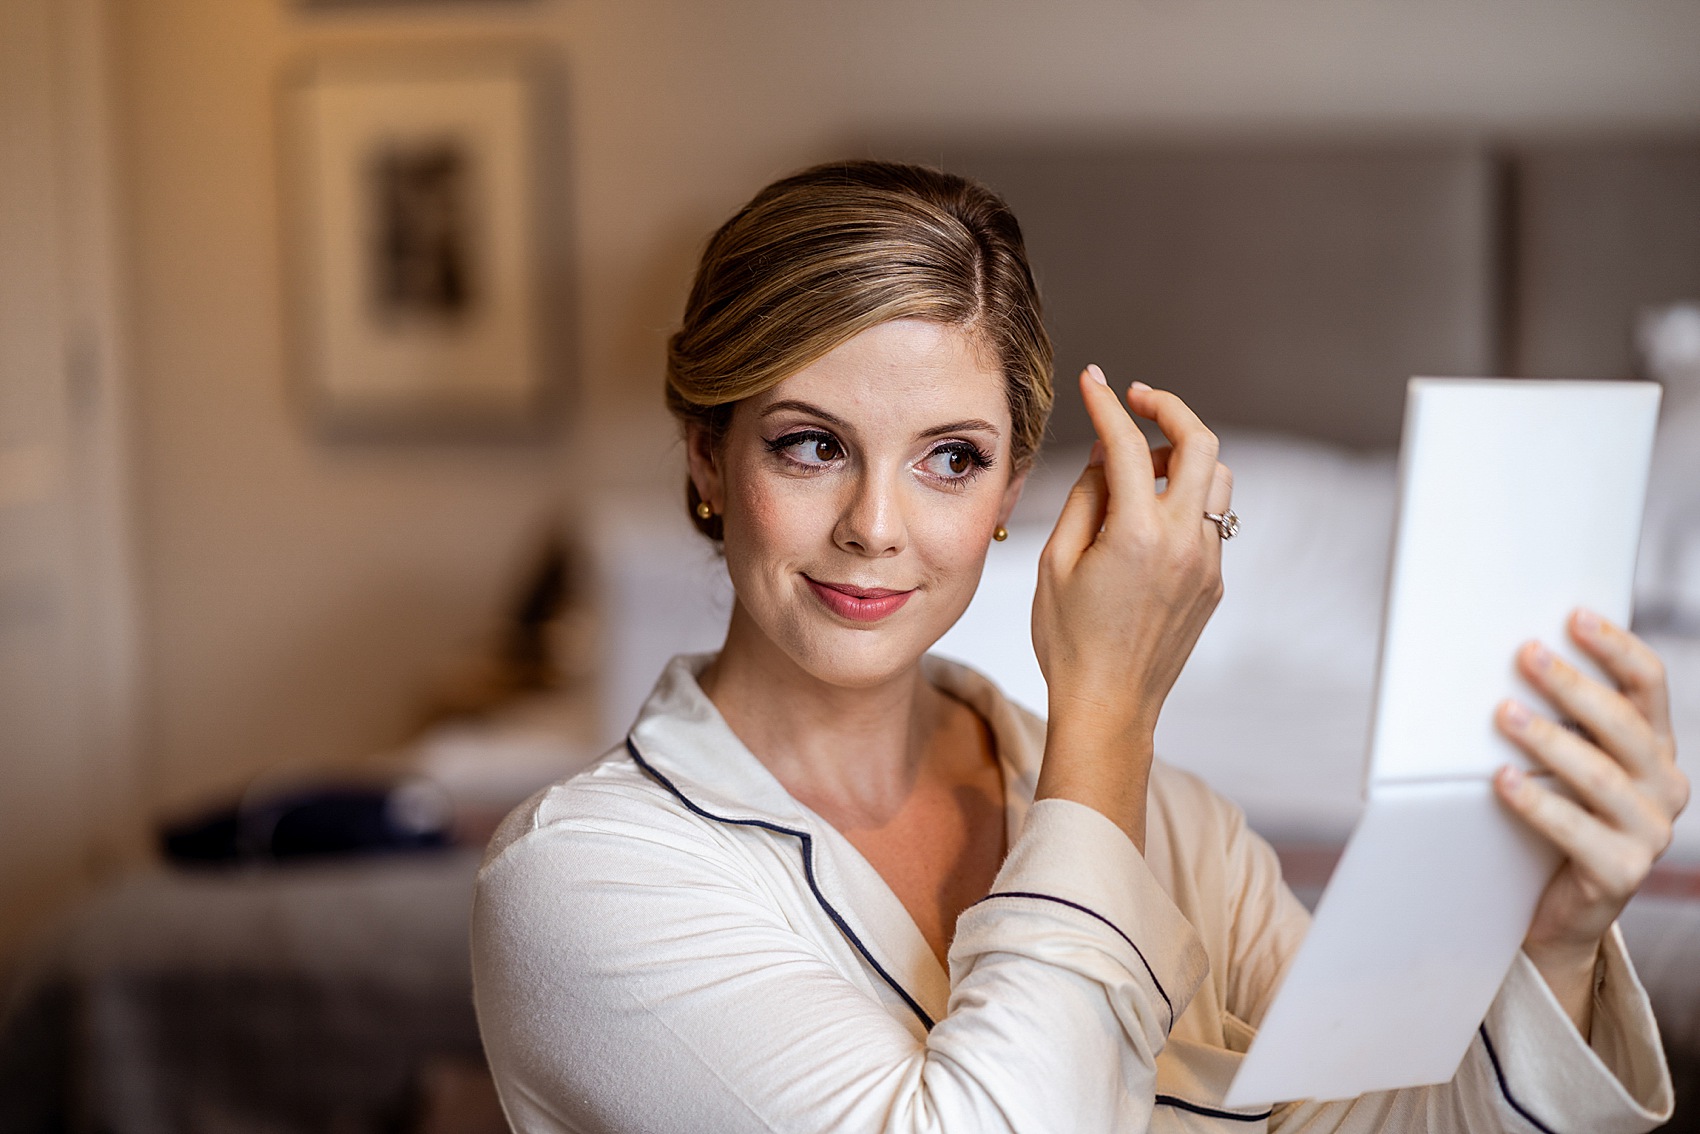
[{"left": 804, "top": 577, "right": 915, "bottom": 623}]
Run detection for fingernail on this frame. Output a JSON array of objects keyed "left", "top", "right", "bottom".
[
  {"left": 1529, "top": 642, "right": 1553, "bottom": 670},
  {"left": 1128, "top": 380, "right": 1152, "bottom": 392},
  {"left": 1575, "top": 608, "right": 1601, "bottom": 634},
  {"left": 1087, "top": 365, "right": 1108, "bottom": 386},
  {"left": 1088, "top": 440, "right": 1105, "bottom": 467},
  {"left": 1502, "top": 699, "right": 1532, "bottom": 729},
  {"left": 1500, "top": 766, "right": 1525, "bottom": 791}
]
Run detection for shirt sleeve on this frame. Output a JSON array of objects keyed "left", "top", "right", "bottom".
[
  {"left": 472, "top": 789, "right": 1208, "bottom": 1134},
  {"left": 1205, "top": 807, "right": 1676, "bottom": 1134}
]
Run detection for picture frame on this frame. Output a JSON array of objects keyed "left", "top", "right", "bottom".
[
  {"left": 298, "top": 1, "right": 530, "bottom": 9},
  {"left": 280, "top": 48, "right": 562, "bottom": 437}
]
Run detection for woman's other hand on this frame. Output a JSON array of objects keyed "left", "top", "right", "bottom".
[
  {"left": 1031, "top": 366, "right": 1233, "bottom": 850},
  {"left": 1493, "top": 610, "right": 1689, "bottom": 1037}
]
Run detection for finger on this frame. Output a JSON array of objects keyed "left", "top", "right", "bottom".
[
  {"left": 1497, "top": 699, "right": 1670, "bottom": 847},
  {"left": 1204, "top": 461, "right": 1233, "bottom": 516},
  {"left": 1210, "top": 462, "right": 1237, "bottom": 513},
  {"left": 1519, "top": 641, "right": 1664, "bottom": 782},
  {"left": 1123, "top": 384, "right": 1219, "bottom": 512},
  {"left": 1496, "top": 767, "right": 1653, "bottom": 901},
  {"left": 1200, "top": 462, "right": 1234, "bottom": 564},
  {"left": 1078, "top": 367, "right": 1157, "bottom": 519},
  {"left": 1044, "top": 443, "right": 1109, "bottom": 567},
  {"left": 1569, "top": 610, "right": 1675, "bottom": 743}
]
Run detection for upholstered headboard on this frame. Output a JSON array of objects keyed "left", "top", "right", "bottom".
[
  {"left": 1510, "top": 138, "right": 1700, "bottom": 382},
  {"left": 876, "top": 136, "right": 1700, "bottom": 451},
  {"left": 882, "top": 140, "right": 1499, "bottom": 449}
]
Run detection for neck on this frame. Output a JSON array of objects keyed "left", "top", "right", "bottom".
[{"left": 699, "top": 600, "right": 948, "bottom": 819}]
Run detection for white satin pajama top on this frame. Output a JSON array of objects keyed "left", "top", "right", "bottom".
[{"left": 471, "top": 653, "right": 1673, "bottom": 1133}]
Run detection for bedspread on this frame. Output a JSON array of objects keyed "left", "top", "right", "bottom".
[{"left": 0, "top": 851, "right": 483, "bottom": 1134}]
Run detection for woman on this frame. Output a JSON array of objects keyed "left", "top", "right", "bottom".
[{"left": 472, "top": 161, "right": 1683, "bottom": 1132}]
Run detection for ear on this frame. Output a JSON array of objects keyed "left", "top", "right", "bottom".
[
  {"left": 996, "top": 466, "right": 1029, "bottom": 529},
  {"left": 685, "top": 420, "right": 724, "bottom": 514}
]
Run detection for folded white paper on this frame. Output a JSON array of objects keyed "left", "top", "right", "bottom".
[{"left": 1224, "top": 378, "right": 1660, "bottom": 1107}]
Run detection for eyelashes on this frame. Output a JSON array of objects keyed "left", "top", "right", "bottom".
[
  {"left": 763, "top": 429, "right": 996, "bottom": 485},
  {"left": 765, "top": 429, "right": 843, "bottom": 466}
]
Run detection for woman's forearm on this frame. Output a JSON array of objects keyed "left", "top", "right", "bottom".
[
  {"left": 1523, "top": 937, "right": 1599, "bottom": 1040},
  {"left": 1035, "top": 704, "right": 1155, "bottom": 853}
]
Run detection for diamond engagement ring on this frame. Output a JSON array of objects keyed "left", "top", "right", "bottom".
[{"left": 1204, "top": 509, "right": 1240, "bottom": 540}]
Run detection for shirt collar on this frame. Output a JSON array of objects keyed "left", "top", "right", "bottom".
[
  {"left": 626, "top": 652, "right": 1045, "bottom": 1028},
  {"left": 626, "top": 652, "right": 1043, "bottom": 835}
]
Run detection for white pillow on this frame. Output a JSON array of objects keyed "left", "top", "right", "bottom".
[
  {"left": 1016, "top": 432, "right": 1396, "bottom": 685},
  {"left": 1193, "top": 432, "right": 1396, "bottom": 683}
]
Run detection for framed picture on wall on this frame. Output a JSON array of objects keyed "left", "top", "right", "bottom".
[
  {"left": 281, "top": 49, "right": 562, "bottom": 436},
  {"left": 299, "top": 1, "right": 527, "bottom": 8}
]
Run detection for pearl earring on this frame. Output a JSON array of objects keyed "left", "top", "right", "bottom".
[{"left": 993, "top": 525, "right": 1008, "bottom": 542}]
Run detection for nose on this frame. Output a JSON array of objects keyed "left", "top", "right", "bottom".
[{"left": 833, "top": 467, "right": 907, "bottom": 557}]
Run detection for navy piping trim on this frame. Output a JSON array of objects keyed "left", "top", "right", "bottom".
[
  {"left": 1478, "top": 1024, "right": 1560, "bottom": 1134},
  {"left": 1155, "top": 1095, "right": 1275, "bottom": 1123},
  {"left": 972, "top": 889, "right": 1175, "bottom": 1030},
  {"left": 625, "top": 738, "right": 937, "bottom": 1033}
]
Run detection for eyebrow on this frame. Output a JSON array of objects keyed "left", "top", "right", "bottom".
[{"left": 759, "top": 399, "right": 1002, "bottom": 440}]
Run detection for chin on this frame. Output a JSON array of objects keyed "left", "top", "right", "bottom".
[
  {"left": 790, "top": 632, "right": 930, "bottom": 689},
  {"left": 772, "top": 596, "right": 957, "bottom": 691}
]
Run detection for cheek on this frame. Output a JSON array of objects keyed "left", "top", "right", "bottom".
[
  {"left": 910, "top": 488, "right": 1004, "bottom": 582},
  {"left": 723, "top": 461, "right": 826, "bottom": 567},
  {"left": 737, "top": 477, "right": 790, "bottom": 540},
  {"left": 925, "top": 474, "right": 1007, "bottom": 539}
]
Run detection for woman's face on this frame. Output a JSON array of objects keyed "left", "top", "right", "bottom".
[{"left": 690, "top": 319, "right": 1026, "bottom": 690}]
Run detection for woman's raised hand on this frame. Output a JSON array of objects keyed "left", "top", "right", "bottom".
[
  {"left": 1492, "top": 612, "right": 1689, "bottom": 1036},
  {"left": 1031, "top": 365, "right": 1234, "bottom": 850}
]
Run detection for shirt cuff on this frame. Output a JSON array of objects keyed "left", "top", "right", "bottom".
[
  {"left": 1480, "top": 924, "right": 1673, "bottom": 1133},
  {"left": 968, "top": 797, "right": 1209, "bottom": 1031}
]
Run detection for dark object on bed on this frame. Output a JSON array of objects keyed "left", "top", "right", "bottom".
[{"left": 161, "top": 783, "right": 453, "bottom": 865}]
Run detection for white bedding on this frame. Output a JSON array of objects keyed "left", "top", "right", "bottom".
[{"left": 587, "top": 429, "right": 1700, "bottom": 860}]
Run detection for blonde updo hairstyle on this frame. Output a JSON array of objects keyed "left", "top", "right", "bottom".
[{"left": 666, "top": 160, "right": 1055, "bottom": 541}]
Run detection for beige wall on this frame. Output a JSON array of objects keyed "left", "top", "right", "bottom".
[{"left": 115, "top": 0, "right": 1700, "bottom": 813}]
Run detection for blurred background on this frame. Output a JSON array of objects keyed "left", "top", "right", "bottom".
[{"left": 3, "top": 0, "right": 1699, "bottom": 1130}]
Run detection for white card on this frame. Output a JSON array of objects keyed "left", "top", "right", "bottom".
[
  {"left": 1224, "top": 378, "right": 1660, "bottom": 1107},
  {"left": 1369, "top": 379, "right": 1660, "bottom": 786}
]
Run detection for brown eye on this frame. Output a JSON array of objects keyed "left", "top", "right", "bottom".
[
  {"left": 767, "top": 431, "right": 844, "bottom": 467},
  {"left": 922, "top": 443, "right": 988, "bottom": 481}
]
